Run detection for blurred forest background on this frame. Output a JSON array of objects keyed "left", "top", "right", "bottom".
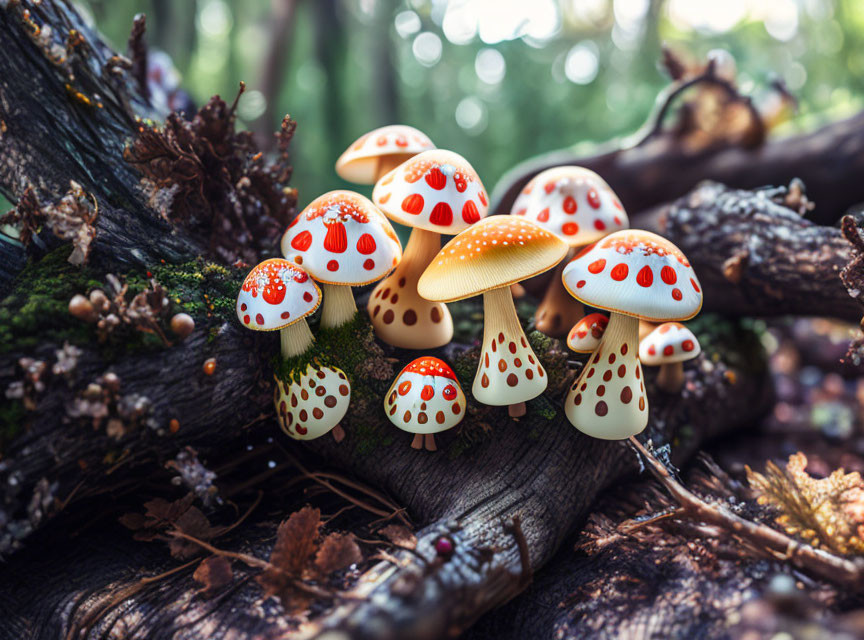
[{"left": 47, "top": 0, "right": 864, "bottom": 207}]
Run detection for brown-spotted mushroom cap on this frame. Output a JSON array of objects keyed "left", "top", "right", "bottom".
[
  {"left": 275, "top": 363, "right": 351, "bottom": 441},
  {"left": 281, "top": 191, "right": 402, "bottom": 285},
  {"left": 561, "top": 230, "right": 703, "bottom": 321},
  {"left": 236, "top": 259, "right": 320, "bottom": 330},
  {"left": 567, "top": 313, "right": 608, "bottom": 353},
  {"left": 639, "top": 323, "right": 701, "bottom": 365},
  {"left": 336, "top": 126, "right": 435, "bottom": 184},
  {"left": 372, "top": 149, "right": 489, "bottom": 235},
  {"left": 418, "top": 217, "right": 568, "bottom": 302},
  {"left": 510, "top": 166, "right": 628, "bottom": 245},
  {"left": 385, "top": 357, "right": 466, "bottom": 434}
]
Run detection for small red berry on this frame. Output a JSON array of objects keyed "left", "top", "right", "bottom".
[{"left": 434, "top": 536, "right": 454, "bottom": 556}]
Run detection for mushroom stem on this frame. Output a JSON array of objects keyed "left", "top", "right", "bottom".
[
  {"left": 474, "top": 286, "right": 547, "bottom": 411},
  {"left": 332, "top": 424, "right": 346, "bottom": 443},
  {"left": 369, "top": 228, "right": 453, "bottom": 349},
  {"left": 410, "top": 434, "right": 423, "bottom": 450},
  {"left": 535, "top": 249, "right": 584, "bottom": 337},
  {"left": 565, "top": 312, "right": 647, "bottom": 440},
  {"left": 509, "top": 402, "right": 527, "bottom": 418},
  {"left": 424, "top": 434, "right": 437, "bottom": 452},
  {"left": 320, "top": 283, "right": 358, "bottom": 328},
  {"left": 279, "top": 320, "right": 315, "bottom": 359},
  {"left": 656, "top": 361, "right": 685, "bottom": 393}
]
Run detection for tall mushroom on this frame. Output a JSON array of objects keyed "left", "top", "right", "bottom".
[
  {"left": 281, "top": 190, "right": 402, "bottom": 328},
  {"left": 567, "top": 312, "right": 608, "bottom": 354},
  {"left": 639, "top": 322, "right": 702, "bottom": 393},
  {"left": 385, "top": 356, "right": 466, "bottom": 451},
  {"left": 419, "top": 217, "right": 568, "bottom": 418},
  {"left": 510, "top": 166, "right": 629, "bottom": 337},
  {"left": 336, "top": 125, "right": 435, "bottom": 184},
  {"left": 561, "top": 230, "right": 703, "bottom": 439},
  {"left": 236, "top": 259, "right": 352, "bottom": 442},
  {"left": 236, "top": 258, "right": 321, "bottom": 358},
  {"left": 370, "top": 149, "right": 488, "bottom": 349}
]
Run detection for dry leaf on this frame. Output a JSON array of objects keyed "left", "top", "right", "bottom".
[
  {"left": 314, "top": 533, "right": 362, "bottom": 575},
  {"left": 379, "top": 524, "right": 417, "bottom": 550},
  {"left": 257, "top": 506, "right": 321, "bottom": 603},
  {"left": 193, "top": 556, "right": 233, "bottom": 596}
]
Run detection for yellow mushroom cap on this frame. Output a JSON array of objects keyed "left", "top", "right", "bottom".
[{"left": 418, "top": 216, "right": 568, "bottom": 302}]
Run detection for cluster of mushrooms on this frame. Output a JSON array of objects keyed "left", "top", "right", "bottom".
[{"left": 235, "top": 125, "right": 703, "bottom": 450}]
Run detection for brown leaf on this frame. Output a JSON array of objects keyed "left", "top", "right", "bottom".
[
  {"left": 314, "top": 533, "right": 362, "bottom": 576},
  {"left": 257, "top": 506, "right": 322, "bottom": 602},
  {"left": 379, "top": 524, "right": 417, "bottom": 550},
  {"left": 193, "top": 556, "right": 233, "bottom": 596}
]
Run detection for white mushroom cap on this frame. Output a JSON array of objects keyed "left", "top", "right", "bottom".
[
  {"left": 385, "top": 357, "right": 466, "bottom": 434},
  {"left": 562, "top": 230, "right": 703, "bottom": 322},
  {"left": 275, "top": 364, "right": 351, "bottom": 440},
  {"left": 372, "top": 149, "right": 488, "bottom": 235},
  {"left": 567, "top": 313, "right": 609, "bottom": 353},
  {"left": 510, "top": 166, "right": 629, "bottom": 246},
  {"left": 236, "top": 259, "right": 321, "bottom": 331},
  {"left": 639, "top": 322, "right": 701, "bottom": 365},
  {"left": 281, "top": 190, "right": 403, "bottom": 286},
  {"left": 336, "top": 126, "right": 435, "bottom": 184}
]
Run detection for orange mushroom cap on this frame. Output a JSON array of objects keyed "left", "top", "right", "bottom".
[
  {"left": 336, "top": 125, "right": 435, "bottom": 184},
  {"left": 418, "top": 216, "right": 568, "bottom": 302}
]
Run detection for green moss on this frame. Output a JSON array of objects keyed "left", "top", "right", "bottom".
[
  {"left": 0, "top": 249, "right": 244, "bottom": 358},
  {"left": 352, "top": 421, "right": 394, "bottom": 456}
]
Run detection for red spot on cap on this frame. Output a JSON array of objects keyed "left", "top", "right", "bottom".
[
  {"left": 294, "top": 271, "right": 308, "bottom": 283},
  {"left": 611, "top": 264, "right": 628, "bottom": 281},
  {"left": 281, "top": 311, "right": 290, "bottom": 319},
  {"left": 537, "top": 208, "right": 550, "bottom": 223},
  {"left": 357, "top": 233, "right": 377, "bottom": 255},
  {"left": 462, "top": 200, "right": 480, "bottom": 224},
  {"left": 588, "top": 259, "right": 606, "bottom": 274},
  {"left": 402, "top": 193, "right": 424, "bottom": 214},
  {"left": 587, "top": 188, "right": 601, "bottom": 209},
  {"left": 562, "top": 222, "right": 579, "bottom": 235},
  {"left": 672, "top": 288, "right": 683, "bottom": 300},
  {"left": 663, "top": 345, "right": 674, "bottom": 356},
  {"left": 327, "top": 259, "right": 339, "bottom": 271},
  {"left": 661, "top": 265, "right": 677, "bottom": 285},
  {"left": 443, "top": 384, "right": 457, "bottom": 401},
  {"left": 255, "top": 313, "right": 264, "bottom": 325},
  {"left": 636, "top": 265, "right": 653, "bottom": 288},
  {"left": 682, "top": 339, "right": 695, "bottom": 352},
  {"left": 544, "top": 181, "right": 556, "bottom": 194},
  {"left": 240, "top": 303, "right": 247, "bottom": 311},
  {"left": 594, "top": 219, "right": 606, "bottom": 231},
  {"left": 576, "top": 279, "right": 586, "bottom": 288},
  {"left": 563, "top": 196, "right": 577, "bottom": 214},
  {"left": 429, "top": 202, "right": 453, "bottom": 226},
  {"left": 478, "top": 190, "right": 487, "bottom": 206},
  {"left": 398, "top": 380, "right": 412, "bottom": 395},
  {"left": 363, "top": 258, "right": 375, "bottom": 270},
  {"left": 648, "top": 345, "right": 656, "bottom": 355},
  {"left": 691, "top": 278, "right": 700, "bottom": 293},
  {"left": 421, "top": 385, "right": 434, "bottom": 401},
  {"left": 425, "top": 167, "right": 446, "bottom": 190},
  {"left": 290, "top": 230, "right": 312, "bottom": 251},
  {"left": 243, "top": 314, "right": 250, "bottom": 324},
  {"left": 303, "top": 291, "right": 313, "bottom": 302}
]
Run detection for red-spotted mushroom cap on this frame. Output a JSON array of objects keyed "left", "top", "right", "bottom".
[
  {"left": 385, "top": 357, "right": 466, "bottom": 434},
  {"left": 562, "top": 230, "right": 703, "bottom": 321},
  {"left": 567, "top": 313, "right": 609, "bottom": 353},
  {"left": 419, "top": 217, "right": 568, "bottom": 302},
  {"left": 236, "top": 259, "right": 320, "bottom": 330},
  {"left": 639, "top": 323, "right": 701, "bottom": 365},
  {"left": 372, "top": 149, "right": 488, "bottom": 234},
  {"left": 336, "top": 126, "right": 435, "bottom": 184},
  {"left": 275, "top": 364, "right": 352, "bottom": 441},
  {"left": 281, "top": 191, "right": 402, "bottom": 285},
  {"left": 511, "top": 166, "right": 628, "bottom": 245}
]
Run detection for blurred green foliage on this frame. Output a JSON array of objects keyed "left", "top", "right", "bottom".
[{"left": 36, "top": 1, "right": 864, "bottom": 208}]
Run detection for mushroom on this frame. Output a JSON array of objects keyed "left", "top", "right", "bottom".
[
  {"left": 281, "top": 191, "right": 402, "bottom": 328},
  {"left": 418, "top": 217, "right": 568, "bottom": 418},
  {"left": 236, "top": 258, "right": 321, "bottom": 358},
  {"left": 639, "top": 322, "right": 702, "bottom": 393},
  {"left": 561, "top": 230, "right": 703, "bottom": 439},
  {"left": 274, "top": 362, "right": 351, "bottom": 442},
  {"left": 336, "top": 125, "right": 435, "bottom": 184},
  {"left": 566, "top": 313, "right": 608, "bottom": 353},
  {"left": 384, "top": 356, "right": 466, "bottom": 451},
  {"left": 370, "top": 149, "right": 488, "bottom": 349},
  {"left": 510, "top": 166, "right": 629, "bottom": 337}
]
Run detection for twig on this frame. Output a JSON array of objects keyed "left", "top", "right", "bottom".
[
  {"left": 504, "top": 514, "right": 532, "bottom": 588},
  {"left": 628, "top": 436, "right": 864, "bottom": 590}
]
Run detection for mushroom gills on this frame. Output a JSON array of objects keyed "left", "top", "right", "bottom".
[
  {"left": 565, "top": 312, "right": 647, "bottom": 440},
  {"left": 473, "top": 286, "right": 547, "bottom": 408}
]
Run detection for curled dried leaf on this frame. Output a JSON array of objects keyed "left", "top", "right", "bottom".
[
  {"left": 193, "top": 556, "right": 233, "bottom": 596},
  {"left": 314, "top": 533, "right": 362, "bottom": 576},
  {"left": 379, "top": 524, "right": 417, "bottom": 550}
]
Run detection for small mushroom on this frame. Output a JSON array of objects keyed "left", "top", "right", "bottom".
[
  {"left": 274, "top": 363, "right": 351, "bottom": 442},
  {"left": 510, "top": 166, "right": 629, "bottom": 337},
  {"left": 370, "top": 149, "right": 488, "bottom": 349},
  {"left": 170, "top": 312, "right": 195, "bottom": 339},
  {"left": 561, "top": 230, "right": 703, "bottom": 439},
  {"left": 236, "top": 258, "right": 321, "bottom": 358},
  {"left": 384, "top": 357, "right": 466, "bottom": 451},
  {"left": 336, "top": 125, "right": 435, "bottom": 184},
  {"left": 69, "top": 294, "right": 98, "bottom": 323},
  {"left": 419, "top": 217, "right": 568, "bottom": 418},
  {"left": 566, "top": 313, "right": 608, "bottom": 353},
  {"left": 639, "top": 322, "right": 701, "bottom": 393},
  {"left": 281, "top": 191, "right": 402, "bottom": 328}
]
